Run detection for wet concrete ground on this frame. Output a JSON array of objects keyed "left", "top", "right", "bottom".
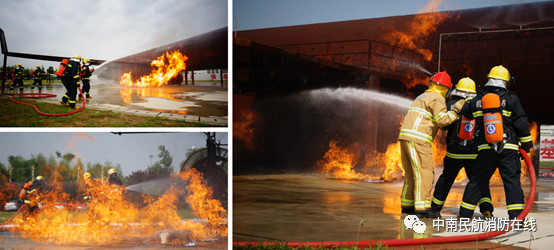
[
  {"left": 0, "top": 229, "right": 227, "bottom": 249},
  {"left": 9, "top": 81, "right": 228, "bottom": 126},
  {"left": 233, "top": 173, "right": 554, "bottom": 249}
]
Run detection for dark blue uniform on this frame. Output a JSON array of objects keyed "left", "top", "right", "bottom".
[{"left": 458, "top": 86, "right": 533, "bottom": 219}]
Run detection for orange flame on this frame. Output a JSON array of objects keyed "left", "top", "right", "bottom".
[
  {"left": 383, "top": 0, "right": 449, "bottom": 62},
  {"left": 120, "top": 50, "right": 188, "bottom": 87},
  {"left": 12, "top": 168, "right": 226, "bottom": 246},
  {"left": 317, "top": 141, "right": 404, "bottom": 182},
  {"left": 233, "top": 111, "right": 262, "bottom": 151}
]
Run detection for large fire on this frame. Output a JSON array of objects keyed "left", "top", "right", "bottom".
[
  {"left": 317, "top": 140, "right": 404, "bottom": 182},
  {"left": 383, "top": 0, "right": 449, "bottom": 62},
  {"left": 120, "top": 50, "right": 188, "bottom": 87},
  {"left": 9, "top": 168, "right": 226, "bottom": 246}
]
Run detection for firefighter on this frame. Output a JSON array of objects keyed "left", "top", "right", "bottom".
[
  {"left": 10, "top": 64, "right": 25, "bottom": 94},
  {"left": 399, "top": 71, "right": 465, "bottom": 217},
  {"left": 458, "top": 65, "right": 533, "bottom": 220},
  {"left": 83, "top": 172, "right": 99, "bottom": 202},
  {"left": 79, "top": 58, "right": 94, "bottom": 100},
  {"left": 60, "top": 54, "right": 81, "bottom": 109},
  {"left": 31, "top": 65, "right": 44, "bottom": 93},
  {"left": 429, "top": 77, "right": 493, "bottom": 218},
  {"left": 107, "top": 168, "right": 123, "bottom": 186},
  {"left": 20, "top": 176, "right": 45, "bottom": 218}
]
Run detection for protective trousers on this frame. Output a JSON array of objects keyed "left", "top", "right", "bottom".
[
  {"left": 459, "top": 149, "right": 525, "bottom": 219},
  {"left": 400, "top": 140, "right": 434, "bottom": 212},
  {"left": 10, "top": 79, "right": 24, "bottom": 92},
  {"left": 81, "top": 79, "right": 90, "bottom": 97},
  {"left": 61, "top": 77, "right": 78, "bottom": 108},
  {"left": 432, "top": 156, "right": 493, "bottom": 213},
  {"left": 31, "top": 79, "right": 42, "bottom": 91}
]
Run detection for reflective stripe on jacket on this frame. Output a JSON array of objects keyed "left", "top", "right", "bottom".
[{"left": 399, "top": 91, "right": 459, "bottom": 145}]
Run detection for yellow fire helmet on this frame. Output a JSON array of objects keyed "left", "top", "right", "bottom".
[
  {"left": 84, "top": 172, "right": 91, "bottom": 179},
  {"left": 72, "top": 54, "right": 82, "bottom": 60},
  {"left": 456, "top": 77, "right": 476, "bottom": 93},
  {"left": 108, "top": 168, "right": 117, "bottom": 175},
  {"left": 36, "top": 65, "right": 40, "bottom": 68},
  {"left": 16, "top": 64, "right": 21, "bottom": 67},
  {"left": 83, "top": 58, "right": 90, "bottom": 64},
  {"left": 36, "top": 175, "right": 43, "bottom": 181},
  {"left": 487, "top": 65, "right": 510, "bottom": 82}
]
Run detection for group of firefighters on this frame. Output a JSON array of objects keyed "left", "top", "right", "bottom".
[
  {"left": 17, "top": 168, "right": 122, "bottom": 219},
  {"left": 9, "top": 54, "right": 94, "bottom": 110},
  {"left": 400, "top": 65, "right": 533, "bottom": 220}
]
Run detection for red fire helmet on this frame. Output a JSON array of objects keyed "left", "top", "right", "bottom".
[{"left": 430, "top": 71, "right": 452, "bottom": 88}]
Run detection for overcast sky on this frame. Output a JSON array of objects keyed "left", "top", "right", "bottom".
[
  {"left": 0, "top": 132, "right": 228, "bottom": 177},
  {"left": 1, "top": 0, "right": 227, "bottom": 69},
  {"left": 233, "top": 0, "right": 549, "bottom": 31}
]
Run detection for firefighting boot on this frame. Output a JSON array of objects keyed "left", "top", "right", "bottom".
[
  {"left": 482, "top": 210, "right": 493, "bottom": 219},
  {"left": 31, "top": 87, "right": 34, "bottom": 93},
  {"left": 427, "top": 208, "right": 441, "bottom": 219},
  {"left": 60, "top": 100, "right": 69, "bottom": 107}
]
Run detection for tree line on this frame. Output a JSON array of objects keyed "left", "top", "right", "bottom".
[{"left": 0, "top": 145, "right": 185, "bottom": 185}]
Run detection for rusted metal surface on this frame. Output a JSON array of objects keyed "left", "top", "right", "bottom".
[{"left": 236, "top": 1, "right": 554, "bottom": 124}]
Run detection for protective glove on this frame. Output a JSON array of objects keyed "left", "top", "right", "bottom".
[
  {"left": 452, "top": 99, "right": 466, "bottom": 114},
  {"left": 519, "top": 147, "right": 531, "bottom": 160}
]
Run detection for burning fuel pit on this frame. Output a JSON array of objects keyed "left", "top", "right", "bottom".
[
  {"left": 0, "top": 168, "right": 227, "bottom": 248},
  {"left": 31, "top": 81, "right": 227, "bottom": 120}
]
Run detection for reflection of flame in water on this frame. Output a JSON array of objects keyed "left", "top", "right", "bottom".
[
  {"left": 119, "top": 88, "right": 183, "bottom": 104},
  {"left": 14, "top": 168, "right": 226, "bottom": 246},
  {"left": 119, "top": 88, "right": 189, "bottom": 115},
  {"left": 321, "top": 192, "right": 352, "bottom": 210},
  {"left": 233, "top": 111, "right": 262, "bottom": 151},
  {"left": 120, "top": 50, "right": 188, "bottom": 87}
]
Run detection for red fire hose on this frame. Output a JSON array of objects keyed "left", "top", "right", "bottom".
[
  {"left": 234, "top": 149, "right": 537, "bottom": 248},
  {"left": 2, "top": 86, "right": 85, "bottom": 116}
]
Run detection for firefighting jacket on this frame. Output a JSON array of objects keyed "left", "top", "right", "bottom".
[
  {"left": 460, "top": 86, "right": 533, "bottom": 152},
  {"left": 444, "top": 96, "right": 479, "bottom": 159},
  {"left": 62, "top": 60, "right": 81, "bottom": 82},
  {"left": 399, "top": 91, "right": 460, "bottom": 145},
  {"left": 33, "top": 68, "right": 44, "bottom": 79},
  {"left": 12, "top": 67, "right": 24, "bottom": 79},
  {"left": 24, "top": 188, "right": 41, "bottom": 206},
  {"left": 80, "top": 64, "right": 93, "bottom": 80}
]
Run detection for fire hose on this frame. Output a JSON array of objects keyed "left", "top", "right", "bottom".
[
  {"left": 0, "top": 202, "right": 87, "bottom": 227},
  {"left": 234, "top": 148, "right": 537, "bottom": 248},
  {"left": 1, "top": 81, "right": 86, "bottom": 116}
]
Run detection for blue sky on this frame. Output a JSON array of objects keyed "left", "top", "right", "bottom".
[{"left": 233, "top": 0, "right": 548, "bottom": 30}]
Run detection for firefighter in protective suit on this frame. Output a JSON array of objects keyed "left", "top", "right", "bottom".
[
  {"left": 107, "top": 168, "right": 123, "bottom": 186},
  {"left": 429, "top": 77, "right": 493, "bottom": 218},
  {"left": 83, "top": 172, "right": 99, "bottom": 202},
  {"left": 399, "top": 72, "right": 465, "bottom": 217},
  {"left": 60, "top": 55, "right": 81, "bottom": 109},
  {"left": 79, "top": 58, "right": 94, "bottom": 100},
  {"left": 10, "top": 64, "right": 25, "bottom": 94},
  {"left": 31, "top": 65, "right": 44, "bottom": 93},
  {"left": 458, "top": 65, "right": 533, "bottom": 219},
  {"left": 20, "top": 176, "right": 45, "bottom": 218}
]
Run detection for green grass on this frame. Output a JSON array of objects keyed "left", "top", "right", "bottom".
[
  {"left": 0, "top": 97, "right": 211, "bottom": 127},
  {"left": 0, "top": 211, "right": 15, "bottom": 223},
  {"left": 540, "top": 161, "right": 554, "bottom": 169}
]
